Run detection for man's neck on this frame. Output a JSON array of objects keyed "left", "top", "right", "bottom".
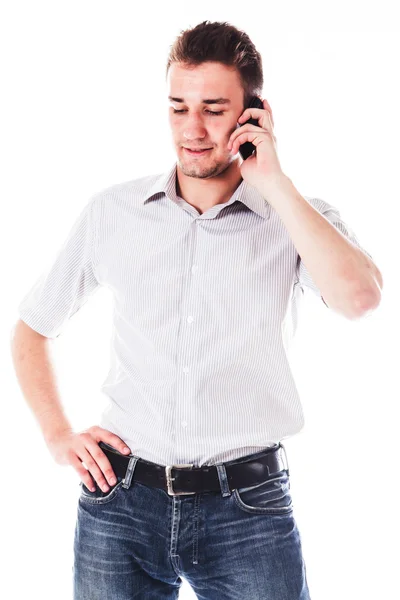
[{"left": 176, "top": 161, "right": 243, "bottom": 215}]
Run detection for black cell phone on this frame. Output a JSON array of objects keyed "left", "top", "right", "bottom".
[{"left": 238, "top": 96, "right": 264, "bottom": 161}]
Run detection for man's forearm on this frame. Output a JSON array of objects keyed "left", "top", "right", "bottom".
[
  {"left": 261, "top": 175, "right": 383, "bottom": 319},
  {"left": 10, "top": 321, "right": 73, "bottom": 443}
]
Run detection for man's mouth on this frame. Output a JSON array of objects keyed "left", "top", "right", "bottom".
[{"left": 184, "top": 147, "right": 212, "bottom": 156}]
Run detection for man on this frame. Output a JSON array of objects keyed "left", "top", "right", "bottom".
[{"left": 11, "top": 20, "right": 382, "bottom": 600}]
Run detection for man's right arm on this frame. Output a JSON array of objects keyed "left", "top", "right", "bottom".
[
  {"left": 10, "top": 319, "right": 73, "bottom": 445},
  {"left": 10, "top": 319, "right": 131, "bottom": 492}
]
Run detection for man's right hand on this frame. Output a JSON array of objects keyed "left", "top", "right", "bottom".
[{"left": 45, "top": 425, "right": 131, "bottom": 492}]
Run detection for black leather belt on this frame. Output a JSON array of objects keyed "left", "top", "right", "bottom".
[{"left": 98, "top": 441, "right": 289, "bottom": 496}]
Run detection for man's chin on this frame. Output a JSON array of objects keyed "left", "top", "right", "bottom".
[{"left": 179, "top": 159, "right": 236, "bottom": 180}]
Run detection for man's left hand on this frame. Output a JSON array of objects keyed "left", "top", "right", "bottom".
[{"left": 228, "top": 98, "right": 287, "bottom": 192}]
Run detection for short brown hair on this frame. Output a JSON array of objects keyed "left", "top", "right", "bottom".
[{"left": 165, "top": 20, "right": 263, "bottom": 109}]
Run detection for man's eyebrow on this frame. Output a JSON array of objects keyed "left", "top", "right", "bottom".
[{"left": 168, "top": 96, "right": 231, "bottom": 105}]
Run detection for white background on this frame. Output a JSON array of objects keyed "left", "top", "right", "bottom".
[{"left": 3, "top": 1, "right": 399, "bottom": 598}]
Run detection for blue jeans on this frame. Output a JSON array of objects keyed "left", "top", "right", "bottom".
[{"left": 73, "top": 445, "right": 311, "bottom": 599}]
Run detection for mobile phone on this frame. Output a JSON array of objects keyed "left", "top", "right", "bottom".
[{"left": 238, "top": 96, "right": 264, "bottom": 160}]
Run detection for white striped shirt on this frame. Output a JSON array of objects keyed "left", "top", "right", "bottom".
[{"left": 18, "top": 161, "right": 373, "bottom": 467}]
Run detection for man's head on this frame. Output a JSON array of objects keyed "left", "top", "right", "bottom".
[{"left": 165, "top": 21, "right": 263, "bottom": 181}]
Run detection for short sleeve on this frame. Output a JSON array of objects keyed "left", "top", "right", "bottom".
[
  {"left": 296, "top": 197, "right": 374, "bottom": 306},
  {"left": 17, "top": 196, "right": 100, "bottom": 338}
]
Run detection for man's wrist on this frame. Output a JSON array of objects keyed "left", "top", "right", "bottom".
[{"left": 41, "top": 416, "right": 74, "bottom": 445}]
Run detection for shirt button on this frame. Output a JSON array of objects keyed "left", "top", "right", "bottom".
[
  {"left": 181, "top": 421, "right": 188, "bottom": 427},
  {"left": 187, "top": 316, "right": 194, "bottom": 323},
  {"left": 183, "top": 367, "right": 189, "bottom": 374},
  {"left": 191, "top": 265, "right": 198, "bottom": 273}
]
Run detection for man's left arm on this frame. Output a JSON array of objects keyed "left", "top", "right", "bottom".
[{"left": 261, "top": 175, "right": 383, "bottom": 320}]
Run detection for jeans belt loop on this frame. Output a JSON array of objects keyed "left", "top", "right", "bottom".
[
  {"left": 215, "top": 463, "right": 232, "bottom": 497},
  {"left": 122, "top": 456, "right": 139, "bottom": 489},
  {"left": 279, "top": 443, "right": 290, "bottom": 476}
]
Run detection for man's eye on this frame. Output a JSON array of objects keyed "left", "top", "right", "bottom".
[{"left": 172, "top": 109, "right": 224, "bottom": 116}]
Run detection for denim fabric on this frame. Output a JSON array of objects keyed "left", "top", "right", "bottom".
[{"left": 73, "top": 447, "right": 311, "bottom": 599}]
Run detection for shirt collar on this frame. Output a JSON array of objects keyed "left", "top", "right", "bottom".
[{"left": 142, "top": 161, "right": 271, "bottom": 220}]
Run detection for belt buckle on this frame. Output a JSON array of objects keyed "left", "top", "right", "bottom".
[{"left": 165, "top": 464, "right": 195, "bottom": 496}]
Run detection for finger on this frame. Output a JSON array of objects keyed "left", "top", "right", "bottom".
[
  {"left": 91, "top": 426, "right": 131, "bottom": 455},
  {"left": 238, "top": 105, "right": 274, "bottom": 132},
  {"left": 231, "top": 129, "right": 270, "bottom": 155},
  {"left": 75, "top": 441, "right": 112, "bottom": 492},
  {"left": 84, "top": 440, "right": 120, "bottom": 490},
  {"left": 229, "top": 123, "right": 252, "bottom": 149},
  {"left": 229, "top": 123, "right": 270, "bottom": 148},
  {"left": 70, "top": 452, "right": 97, "bottom": 491},
  {"left": 237, "top": 108, "right": 262, "bottom": 123},
  {"left": 238, "top": 106, "right": 269, "bottom": 127},
  {"left": 263, "top": 99, "right": 274, "bottom": 128}
]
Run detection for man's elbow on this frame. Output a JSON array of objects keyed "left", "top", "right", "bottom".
[{"left": 350, "top": 289, "right": 382, "bottom": 320}]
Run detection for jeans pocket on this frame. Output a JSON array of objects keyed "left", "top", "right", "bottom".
[
  {"left": 233, "top": 470, "right": 293, "bottom": 515},
  {"left": 79, "top": 474, "right": 125, "bottom": 505}
]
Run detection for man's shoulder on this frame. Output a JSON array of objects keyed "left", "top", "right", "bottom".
[{"left": 90, "top": 170, "right": 163, "bottom": 204}]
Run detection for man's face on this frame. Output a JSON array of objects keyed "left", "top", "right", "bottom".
[{"left": 166, "top": 61, "right": 245, "bottom": 179}]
